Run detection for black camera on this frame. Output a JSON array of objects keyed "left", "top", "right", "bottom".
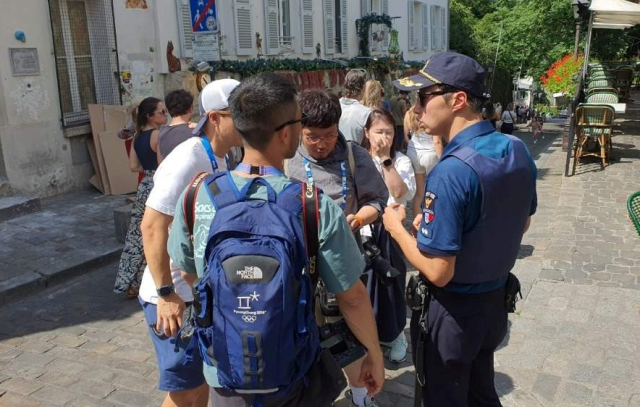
[
  {"left": 362, "top": 240, "right": 401, "bottom": 286},
  {"left": 319, "top": 320, "right": 367, "bottom": 368},
  {"left": 317, "top": 280, "right": 341, "bottom": 317}
]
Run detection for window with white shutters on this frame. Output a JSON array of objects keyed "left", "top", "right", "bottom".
[
  {"left": 431, "top": 5, "right": 444, "bottom": 50},
  {"left": 361, "top": 0, "right": 371, "bottom": 16},
  {"left": 324, "top": 0, "right": 336, "bottom": 55},
  {"left": 235, "top": 0, "right": 253, "bottom": 56},
  {"left": 431, "top": 5, "right": 438, "bottom": 50},
  {"left": 176, "top": 0, "right": 193, "bottom": 58},
  {"left": 441, "top": 7, "right": 447, "bottom": 50},
  {"left": 421, "top": 3, "right": 429, "bottom": 51},
  {"left": 408, "top": 1, "right": 415, "bottom": 51},
  {"left": 264, "top": 0, "right": 280, "bottom": 54},
  {"left": 340, "top": 0, "right": 348, "bottom": 54},
  {"left": 381, "top": 0, "right": 389, "bottom": 50},
  {"left": 301, "top": 0, "right": 314, "bottom": 53}
]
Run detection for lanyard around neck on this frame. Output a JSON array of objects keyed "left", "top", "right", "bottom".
[
  {"left": 235, "top": 163, "right": 283, "bottom": 176},
  {"left": 303, "top": 158, "right": 347, "bottom": 210},
  {"left": 200, "top": 136, "right": 229, "bottom": 172}
]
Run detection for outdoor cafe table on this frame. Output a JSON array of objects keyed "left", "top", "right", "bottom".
[{"left": 582, "top": 102, "right": 627, "bottom": 114}]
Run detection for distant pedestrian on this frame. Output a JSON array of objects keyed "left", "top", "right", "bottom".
[
  {"left": 157, "top": 89, "right": 195, "bottom": 163},
  {"left": 501, "top": 103, "right": 517, "bottom": 134},
  {"left": 114, "top": 97, "right": 167, "bottom": 298},
  {"left": 527, "top": 116, "right": 544, "bottom": 144},
  {"left": 339, "top": 69, "right": 372, "bottom": 145}
]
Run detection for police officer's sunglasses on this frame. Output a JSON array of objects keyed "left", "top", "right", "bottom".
[
  {"left": 418, "top": 87, "right": 459, "bottom": 106},
  {"left": 274, "top": 112, "right": 309, "bottom": 132}
]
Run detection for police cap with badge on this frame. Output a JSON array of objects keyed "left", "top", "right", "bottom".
[{"left": 392, "top": 51, "right": 489, "bottom": 100}]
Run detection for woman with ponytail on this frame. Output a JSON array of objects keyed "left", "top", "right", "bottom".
[{"left": 114, "top": 97, "right": 167, "bottom": 298}]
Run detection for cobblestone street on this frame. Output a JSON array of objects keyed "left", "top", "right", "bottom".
[{"left": 1, "top": 111, "right": 640, "bottom": 406}]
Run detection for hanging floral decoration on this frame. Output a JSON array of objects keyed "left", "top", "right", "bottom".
[
  {"left": 356, "top": 13, "right": 393, "bottom": 57},
  {"left": 540, "top": 53, "right": 584, "bottom": 97}
]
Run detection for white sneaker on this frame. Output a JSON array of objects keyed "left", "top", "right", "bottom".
[
  {"left": 533, "top": 139, "right": 538, "bottom": 144},
  {"left": 345, "top": 390, "right": 378, "bottom": 407},
  {"left": 388, "top": 333, "right": 408, "bottom": 363}
]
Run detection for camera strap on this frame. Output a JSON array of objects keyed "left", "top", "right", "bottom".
[
  {"left": 184, "top": 172, "right": 209, "bottom": 243},
  {"left": 302, "top": 182, "right": 320, "bottom": 288}
]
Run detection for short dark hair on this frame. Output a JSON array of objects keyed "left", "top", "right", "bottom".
[
  {"left": 361, "top": 109, "right": 398, "bottom": 158},
  {"left": 299, "top": 89, "right": 341, "bottom": 129},
  {"left": 443, "top": 89, "right": 484, "bottom": 114},
  {"left": 164, "top": 89, "right": 194, "bottom": 117},
  {"left": 229, "top": 73, "right": 298, "bottom": 150}
]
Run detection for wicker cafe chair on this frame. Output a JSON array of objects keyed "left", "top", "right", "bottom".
[
  {"left": 573, "top": 104, "right": 615, "bottom": 172},
  {"left": 588, "top": 78, "right": 615, "bottom": 89},
  {"left": 614, "top": 67, "right": 634, "bottom": 102},
  {"left": 628, "top": 191, "right": 640, "bottom": 239},
  {"left": 585, "top": 91, "right": 619, "bottom": 104},
  {"left": 586, "top": 87, "right": 619, "bottom": 96}
]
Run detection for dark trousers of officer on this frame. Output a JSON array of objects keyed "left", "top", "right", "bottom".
[{"left": 410, "top": 287, "right": 507, "bottom": 407}]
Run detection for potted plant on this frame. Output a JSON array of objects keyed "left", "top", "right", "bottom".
[{"left": 540, "top": 53, "right": 584, "bottom": 104}]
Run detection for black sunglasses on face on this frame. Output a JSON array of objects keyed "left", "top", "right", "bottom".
[
  {"left": 418, "top": 88, "right": 458, "bottom": 106},
  {"left": 274, "top": 112, "right": 308, "bottom": 132}
]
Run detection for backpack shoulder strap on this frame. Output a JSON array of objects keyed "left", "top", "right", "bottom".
[
  {"left": 183, "top": 172, "right": 208, "bottom": 241},
  {"left": 205, "top": 171, "right": 240, "bottom": 210}
]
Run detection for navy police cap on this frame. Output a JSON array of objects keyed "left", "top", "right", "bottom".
[{"left": 392, "top": 51, "right": 488, "bottom": 99}]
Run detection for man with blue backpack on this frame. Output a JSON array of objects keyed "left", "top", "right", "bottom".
[{"left": 168, "top": 73, "right": 385, "bottom": 406}]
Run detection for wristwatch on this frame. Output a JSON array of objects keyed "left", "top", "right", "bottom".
[
  {"left": 382, "top": 158, "right": 393, "bottom": 168},
  {"left": 156, "top": 284, "right": 175, "bottom": 297}
]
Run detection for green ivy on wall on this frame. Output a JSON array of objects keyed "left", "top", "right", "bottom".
[
  {"left": 355, "top": 13, "right": 393, "bottom": 57},
  {"left": 209, "top": 57, "right": 422, "bottom": 78}
]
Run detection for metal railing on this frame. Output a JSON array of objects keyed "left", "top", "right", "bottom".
[{"left": 279, "top": 36, "right": 295, "bottom": 54}]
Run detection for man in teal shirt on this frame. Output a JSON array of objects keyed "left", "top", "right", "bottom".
[{"left": 168, "top": 73, "right": 384, "bottom": 406}]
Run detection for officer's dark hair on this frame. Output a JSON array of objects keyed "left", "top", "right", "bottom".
[
  {"left": 299, "top": 89, "right": 342, "bottom": 129},
  {"left": 229, "top": 73, "right": 298, "bottom": 150},
  {"left": 443, "top": 89, "right": 484, "bottom": 114},
  {"left": 362, "top": 108, "right": 398, "bottom": 159},
  {"left": 164, "top": 89, "right": 194, "bottom": 117}
]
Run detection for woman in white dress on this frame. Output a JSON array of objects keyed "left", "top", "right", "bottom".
[
  {"left": 404, "top": 102, "right": 443, "bottom": 219},
  {"left": 361, "top": 108, "right": 416, "bottom": 364}
]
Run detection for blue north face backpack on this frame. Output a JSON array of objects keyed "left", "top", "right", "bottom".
[{"left": 188, "top": 171, "right": 321, "bottom": 398}]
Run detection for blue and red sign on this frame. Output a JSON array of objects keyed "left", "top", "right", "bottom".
[{"left": 190, "top": 0, "right": 219, "bottom": 33}]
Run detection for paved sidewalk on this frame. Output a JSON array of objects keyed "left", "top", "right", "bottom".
[{"left": 0, "top": 191, "right": 126, "bottom": 305}]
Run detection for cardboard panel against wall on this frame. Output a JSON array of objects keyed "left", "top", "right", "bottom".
[
  {"left": 98, "top": 131, "right": 138, "bottom": 195},
  {"left": 87, "top": 105, "right": 110, "bottom": 195},
  {"left": 86, "top": 138, "right": 105, "bottom": 193}
]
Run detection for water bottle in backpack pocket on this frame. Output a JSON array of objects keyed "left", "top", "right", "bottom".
[{"left": 191, "top": 172, "right": 320, "bottom": 397}]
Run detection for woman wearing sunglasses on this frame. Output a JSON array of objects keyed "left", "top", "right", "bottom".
[{"left": 114, "top": 97, "right": 168, "bottom": 298}]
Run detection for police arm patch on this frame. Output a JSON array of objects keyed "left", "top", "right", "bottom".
[{"left": 423, "top": 191, "right": 437, "bottom": 225}]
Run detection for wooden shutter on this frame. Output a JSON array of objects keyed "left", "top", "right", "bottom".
[
  {"left": 176, "top": 0, "right": 193, "bottom": 58},
  {"left": 323, "top": 0, "right": 335, "bottom": 55},
  {"left": 361, "top": 0, "right": 371, "bottom": 16},
  {"left": 301, "top": 0, "right": 314, "bottom": 53},
  {"left": 441, "top": 7, "right": 447, "bottom": 50},
  {"left": 421, "top": 3, "right": 429, "bottom": 51},
  {"left": 408, "top": 1, "right": 415, "bottom": 51},
  {"left": 431, "top": 5, "right": 437, "bottom": 50},
  {"left": 382, "top": 0, "right": 389, "bottom": 50},
  {"left": 340, "top": 0, "right": 348, "bottom": 54},
  {"left": 264, "top": 0, "right": 280, "bottom": 55},
  {"left": 235, "top": 0, "right": 253, "bottom": 56}
]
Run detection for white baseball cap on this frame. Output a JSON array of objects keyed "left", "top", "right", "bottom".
[{"left": 192, "top": 78, "right": 240, "bottom": 135}]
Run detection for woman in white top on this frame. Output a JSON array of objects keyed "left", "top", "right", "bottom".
[
  {"left": 501, "top": 103, "right": 517, "bottom": 134},
  {"left": 404, "top": 102, "right": 443, "bottom": 218},
  {"left": 361, "top": 108, "right": 415, "bottom": 364}
]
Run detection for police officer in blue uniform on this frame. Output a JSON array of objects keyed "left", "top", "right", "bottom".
[{"left": 382, "top": 52, "right": 537, "bottom": 406}]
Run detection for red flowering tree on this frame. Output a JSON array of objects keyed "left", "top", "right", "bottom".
[{"left": 540, "top": 53, "right": 584, "bottom": 97}]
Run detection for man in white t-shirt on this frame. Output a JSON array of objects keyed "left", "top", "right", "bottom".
[
  {"left": 138, "top": 79, "right": 242, "bottom": 407},
  {"left": 339, "top": 70, "right": 372, "bottom": 145}
]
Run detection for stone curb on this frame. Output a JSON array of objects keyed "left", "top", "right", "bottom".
[{"left": 0, "top": 246, "right": 123, "bottom": 307}]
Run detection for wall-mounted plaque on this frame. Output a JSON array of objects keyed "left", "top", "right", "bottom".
[{"left": 9, "top": 48, "right": 40, "bottom": 76}]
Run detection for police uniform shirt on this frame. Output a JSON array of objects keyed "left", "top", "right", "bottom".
[{"left": 416, "top": 120, "right": 537, "bottom": 293}]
